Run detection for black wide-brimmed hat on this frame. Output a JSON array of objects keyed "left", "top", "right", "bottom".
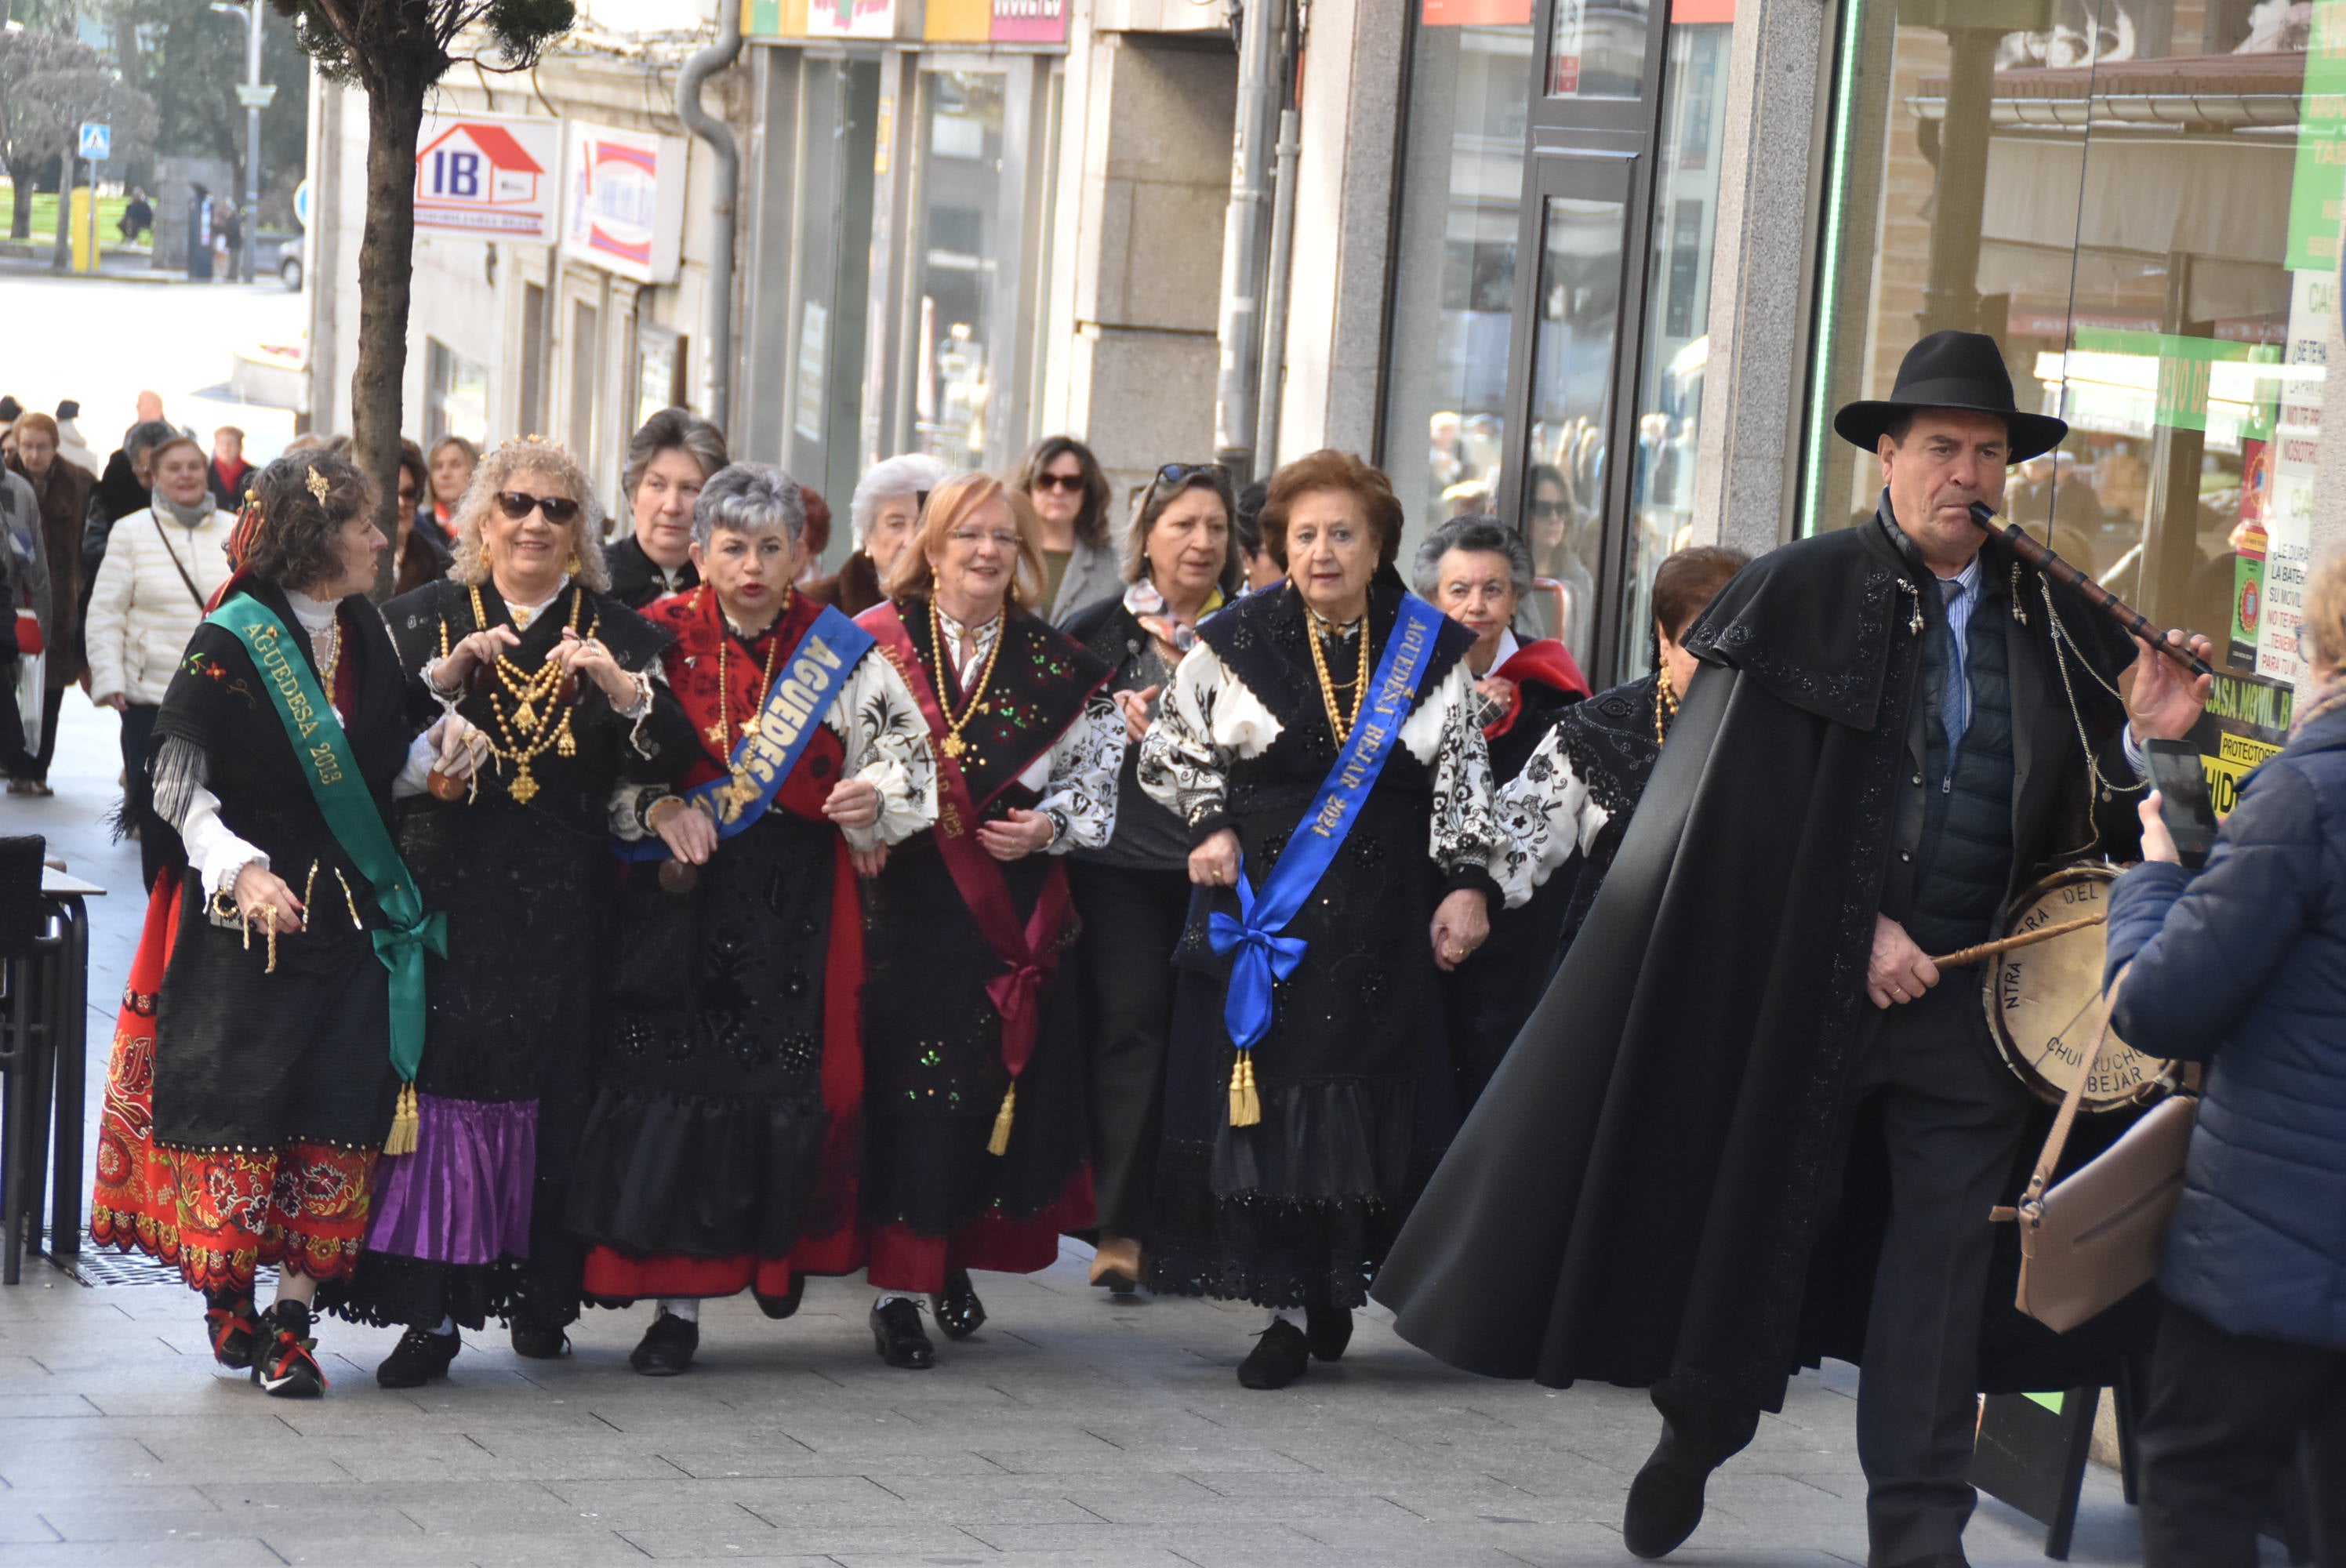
[{"left": 1833, "top": 329, "right": 2068, "bottom": 463}]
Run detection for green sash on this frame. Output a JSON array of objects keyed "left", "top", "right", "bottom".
[{"left": 205, "top": 592, "right": 445, "bottom": 1083}]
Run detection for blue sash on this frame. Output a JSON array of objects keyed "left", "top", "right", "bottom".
[
  {"left": 1209, "top": 593, "right": 1446, "bottom": 1051},
  {"left": 622, "top": 603, "right": 876, "bottom": 861}
]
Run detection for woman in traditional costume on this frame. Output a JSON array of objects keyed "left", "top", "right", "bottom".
[
  {"left": 568, "top": 464, "right": 938, "bottom": 1375},
  {"left": 1413, "top": 514, "right": 1588, "bottom": 1108},
  {"left": 854, "top": 471, "right": 1123, "bottom": 1369},
  {"left": 325, "top": 438, "right": 689, "bottom": 1386},
  {"left": 1488, "top": 545, "right": 1749, "bottom": 968},
  {"left": 89, "top": 453, "right": 461, "bottom": 1396},
  {"left": 1135, "top": 448, "right": 1508, "bottom": 1389},
  {"left": 811, "top": 453, "right": 951, "bottom": 617},
  {"left": 1060, "top": 462, "right": 1244, "bottom": 1293}
]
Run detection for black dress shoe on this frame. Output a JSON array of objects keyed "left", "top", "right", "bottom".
[
  {"left": 931, "top": 1268, "right": 986, "bottom": 1340},
  {"left": 376, "top": 1326, "right": 461, "bottom": 1388},
  {"left": 752, "top": 1274, "right": 806, "bottom": 1320},
  {"left": 508, "top": 1316, "right": 571, "bottom": 1359},
  {"left": 1237, "top": 1319, "right": 1312, "bottom": 1389},
  {"left": 1303, "top": 1303, "right": 1352, "bottom": 1362},
  {"left": 204, "top": 1294, "right": 260, "bottom": 1370},
  {"left": 1622, "top": 1447, "right": 1712, "bottom": 1559},
  {"left": 251, "top": 1301, "right": 326, "bottom": 1399},
  {"left": 870, "top": 1298, "right": 935, "bottom": 1368},
  {"left": 629, "top": 1312, "right": 698, "bottom": 1376}
]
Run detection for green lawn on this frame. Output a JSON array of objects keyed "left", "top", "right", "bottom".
[{"left": 0, "top": 192, "right": 140, "bottom": 245}]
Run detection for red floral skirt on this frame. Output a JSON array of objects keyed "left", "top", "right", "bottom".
[{"left": 89, "top": 867, "right": 379, "bottom": 1295}]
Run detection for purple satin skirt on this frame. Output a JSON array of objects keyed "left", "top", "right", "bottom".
[{"left": 365, "top": 1093, "right": 536, "bottom": 1265}]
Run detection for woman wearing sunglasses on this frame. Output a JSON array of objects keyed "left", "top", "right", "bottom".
[
  {"left": 852, "top": 471, "right": 1124, "bottom": 1370},
  {"left": 1059, "top": 462, "right": 1244, "bottom": 1293},
  {"left": 1012, "top": 435, "right": 1121, "bottom": 625},
  {"left": 323, "top": 439, "right": 692, "bottom": 1388}
]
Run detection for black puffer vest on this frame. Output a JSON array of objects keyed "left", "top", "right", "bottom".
[{"left": 1906, "top": 574, "right": 2015, "bottom": 954}]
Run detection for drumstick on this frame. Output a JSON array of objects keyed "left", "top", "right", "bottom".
[{"left": 1927, "top": 913, "right": 2106, "bottom": 970}]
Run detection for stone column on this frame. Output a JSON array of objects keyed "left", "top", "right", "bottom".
[{"left": 1688, "top": 0, "right": 1832, "bottom": 557}]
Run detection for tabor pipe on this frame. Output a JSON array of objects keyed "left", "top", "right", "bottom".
[
  {"left": 1968, "top": 503, "right": 2216, "bottom": 679},
  {"left": 1927, "top": 912, "right": 2106, "bottom": 970}
]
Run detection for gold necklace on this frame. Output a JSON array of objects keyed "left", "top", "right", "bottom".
[
  {"left": 710, "top": 590, "right": 793, "bottom": 751},
  {"left": 452, "top": 584, "right": 586, "bottom": 804},
  {"left": 928, "top": 599, "right": 1005, "bottom": 760},
  {"left": 1306, "top": 610, "right": 1371, "bottom": 746}
]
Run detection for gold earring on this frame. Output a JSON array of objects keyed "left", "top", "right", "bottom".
[{"left": 564, "top": 550, "right": 583, "bottom": 575}]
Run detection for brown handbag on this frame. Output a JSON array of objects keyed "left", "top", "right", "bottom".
[{"left": 1993, "top": 990, "right": 2199, "bottom": 1334}]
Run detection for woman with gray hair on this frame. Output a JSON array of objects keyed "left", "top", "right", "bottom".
[
  {"left": 1414, "top": 514, "right": 1589, "bottom": 1110},
  {"left": 607, "top": 407, "right": 729, "bottom": 608},
  {"left": 323, "top": 437, "right": 695, "bottom": 1388},
  {"left": 567, "top": 463, "right": 939, "bottom": 1376},
  {"left": 812, "top": 452, "right": 953, "bottom": 616}
]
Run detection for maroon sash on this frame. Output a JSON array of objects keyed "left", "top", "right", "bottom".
[{"left": 862, "top": 604, "right": 1078, "bottom": 1090}]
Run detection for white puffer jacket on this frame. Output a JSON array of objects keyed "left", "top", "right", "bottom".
[{"left": 84, "top": 505, "right": 234, "bottom": 706}]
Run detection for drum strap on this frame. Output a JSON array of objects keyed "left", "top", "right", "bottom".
[{"left": 1992, "top": 962, "right": 2123, "bottom": 1223}]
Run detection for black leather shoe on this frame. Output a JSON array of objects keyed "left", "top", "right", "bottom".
[
  {"left": 629, "top": 1312, "right": 698, "bottom": 1376},
  {"left": 752, "top": 1274, "right": 806, "bottom": 1320},
  {"left": 1886, "top": 1556, "right": 1970, "bottom": 1568},
  {"left": 204, "top": 1294, "right": 260, "bottom": 1370},
  {"left": 252, "top": 1301, "right": 326, "bottom": 1399},
  {"left": 931, "top": 1268, "right": 986, "bottom": 1340},
  {"left": 508, "top": 1316, "right": 571, "bottom": 1359},
  {"left": 1623, "top": 1447, "right": 1712, "bottom": 1559},
  {"left": 1303, "top": 1303, "right": 1352, "bottom": 1362},
  {"left": 870, "top": 1298, "right": 935, "bottom": 1368},
  {"left": 376, "top": 1326, "right": 461, "bottom": 1389},
  {"left": 1236, "top": 1319, "right": 1312, "bottom": 1389}
]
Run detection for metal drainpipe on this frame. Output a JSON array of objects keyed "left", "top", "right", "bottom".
[
  {"left": 1252, "top": 106, "right": 1301, "bottom": 472},
  {"left": 677, "top": 6, "right": 745, "bottom": 434},
  {"left": 1213, "top": 0, "right": 1282, "bottom": 484}
]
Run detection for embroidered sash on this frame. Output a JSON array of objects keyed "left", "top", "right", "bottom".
[
  {"left": 622, "top": 602, "right": 876, "bottom": 861},
  {"left": 863, "top": 603, "right": 1080, "bottom": 1151},
  {"left": 204, "top": 594, "right": 446, "bottom": 1090},
  {"left": 1210, "top": 593, "right": 1446, "bottom": 1054}
]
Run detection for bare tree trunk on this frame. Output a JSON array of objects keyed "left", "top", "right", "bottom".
[
  {"left": 49, "top": 145, "right": 71, "bottom": 271},
  {"left": 8, "top": 164, "right": 33, "bottom": 240},
  {"left": 352, "top": 77, "right": 425, "bottom": 601}
]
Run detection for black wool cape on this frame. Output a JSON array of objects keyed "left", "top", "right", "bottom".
[{"left": 1374, "top": 514, "right": 2144, "bottom": 1412}]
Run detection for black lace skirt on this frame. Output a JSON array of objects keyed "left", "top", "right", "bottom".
[
  {"left": 1146, "top": 787, "right": 1459, "bottom": 1309},
  {"left": 566, "top": 810, "right": 833, "bottom": 1258},
  {"left": 859, "top": 833, "right": 1090, "bottom": 1236}
]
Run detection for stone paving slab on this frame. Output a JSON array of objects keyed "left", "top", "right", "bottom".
[{"left": 0, "top": 1263, "right": 2157, "bottom": 1567}]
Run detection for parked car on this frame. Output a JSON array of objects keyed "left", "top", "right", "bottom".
[{"left": 254, "top": 229, "right": 303, "bottom": 291}]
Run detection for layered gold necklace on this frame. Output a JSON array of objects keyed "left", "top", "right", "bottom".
[
  {"left": 442, "top": 583, "right": 589, "bottom": 804},
  {"left": 1306, "top": 610, "right": 1371, "bottom": 746},
  {"left": 710, "top": 591, "right": 792, "bottom": 752},
  {"left": 928, "top": 599, "right": 1005, "bottom": 760}
]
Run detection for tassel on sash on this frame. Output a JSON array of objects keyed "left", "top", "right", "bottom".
[
  {"left": 383, "top": 1083, "right": 419, "bottom": 1157},
  {"left": 986, "top": 1083, "right": 1017, "bottom": 1156},
  {"left": 1228, "top": 1050, "right": 1262, "bottom": 1128}
]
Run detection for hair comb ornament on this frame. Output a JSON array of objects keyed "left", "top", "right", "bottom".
[{"left": 306, "top": 466, "right": 332, "bottom": 503}]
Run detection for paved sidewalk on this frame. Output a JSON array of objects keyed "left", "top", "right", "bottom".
[{"left": 2, "top": 706, "right": 2150, "bottom": 1568}]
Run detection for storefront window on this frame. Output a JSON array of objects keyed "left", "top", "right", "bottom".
[
  {"left": 790, "top": 56, "right": 880, "bottom": 554},
  {"left": 427, "top": 336, "right": 489, "bottom": 448},
  {"left": 906, "top": 68, "right": 1010, "bottom": 471},
  {"left": 1382, "top": 19, "right": 1534, "bottom": 545},
  {"left": 1615, "top": 12, "right": 1731, "bottom": 676},
  {"left": 1806, "top": 0, "right": 2327, "bottom": 725},
  {"left": 1523, "top": 191, "right": 1626, "bottom": 670},
  {"left": 1550, "top": 1, "right": 1651, "bottom": 99}
]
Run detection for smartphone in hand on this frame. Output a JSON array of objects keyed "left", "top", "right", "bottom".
[{"left": 2145, "top": 738, "right": 2219, "bottom": 871}]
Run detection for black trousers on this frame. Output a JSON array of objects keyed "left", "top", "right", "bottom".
[
  {"left": 2139, "top": 1300, "right": 2346, "bottom": 1568},
  {"left": 1654, "top": 979, "right": 2036, "bottom": 1567},
  {"left": 32, "top": 683, "right": 65, "bottom": 778},
  {"left": 1069, "top": 859, "right": 1189, "bottom": 1242},
  {"left": 118, "top": 701, "right": 166, "bottom": 890}
]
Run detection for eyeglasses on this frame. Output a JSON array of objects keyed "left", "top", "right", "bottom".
[
  {"left": 1033, "top": 471, "right": 1087, "bottom": 494},
  {"left": 1527, "top": 499, "right": 1567, "bottom": 518},
  {"left": 495, "top": 490, "right": 582, "bottom": 524},
  {"left": 947, "top": 528, "right": 1023, "bottom": 550}
]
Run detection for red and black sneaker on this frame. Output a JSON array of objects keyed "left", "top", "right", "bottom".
[
  {"left": 203, "top": 1293, "right": 260, "bottom": 1370},
  {"left": 251, "top": 1301, "right": 327, "bottom": 1398}
]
